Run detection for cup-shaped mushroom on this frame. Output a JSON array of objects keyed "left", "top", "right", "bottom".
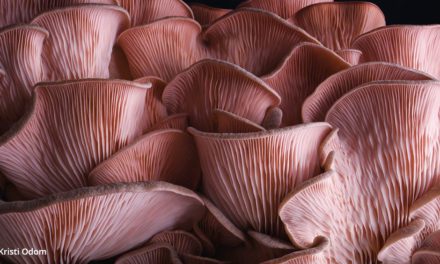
[
  {"left": 116, "top": 0, "right": 192, "bottom": 27},
  {"left": 280, "top": 81, "right": 440, "bottom": 263},
  {"left": 0, "top": 181, "right": 205, "bottom": 264},
  {"left": 31, "top": 4, "right": 130, "bottom": 81},
  {"left": 292, "top": 2, "right": 385, "bottom": 51},
  {"left": 0, "top": 0, "right": 114, "bottom": 27},
  {"left": 352, "top": 25, "right": 440, "bottom": 79},
  {"left": 190, "top": 3, "right": 230, "bottom": 26},
  {"left": 238, "top": 0, "right": 332, "bottom": 19},
  {"left": 116, "top": 243, "right": 183, "bottom": 264},
  {"left": 302, "top": 62, "right": 435, "bottom": 123},
  {"left": 261, "top": 43, "right": 349, "bottom": 126},
  {"left": 189, "top": 122, "right": 331, "bottom": 238},
  {"left": 0, "top": 79, "right": 149, "bottom": 198},
  {"left": 204, "top": 8, "right": 320, "bottom": 77},
  {"left": 119, "top": 9, "right": 320, "bottom": 82},
  {"left": 378, "top": 187, "right": 440, "bottom": 264},
  {"left": 213, "top": 109, "right": 266, "bottom": 133},
  {"left": 118, "top": 17, "right": 203, "bottom": 82},
  {"left": 0, "top": 25, "right": 47, "bottom": 134},
  {"left": 163, "top": 59, "right": 281, "bottom": 132},
  {"left": 88, "top": 129, "right": 200, "bottom": 190}
]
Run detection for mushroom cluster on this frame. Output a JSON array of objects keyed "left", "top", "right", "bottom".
[{"left": 0, "top": 0, "right": 439, "bottom": 263}]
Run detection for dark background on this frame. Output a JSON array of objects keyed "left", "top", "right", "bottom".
[{"left": 184, "top": 0, "right": 440, "bottom": 25}]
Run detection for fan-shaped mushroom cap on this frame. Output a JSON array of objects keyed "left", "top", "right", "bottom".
[
  {"left": 204, "top": 9, "right": 320, "bottom": 77},
  {"left": 0, "top": 79, "right": 148, "bottom": 198},
  {"left": 0, "top": 0, "right": 115, "bottom": 27},
  {"left": 151, "top": 230, "right": 203, "bottom": 256},
  {"left": 292, "top": 2, "right": 385, "bottom": 51},
  {"left": 148, "top": 113, "right": 189, "bottom": 132},
  {"left": 302, "top": 62, "right": 435, "bottom": 122},
  {"left": 116, "top": 0, "right": 192, "bottom": 27},
  {"left": 134, "top": 76, "right": 168, "bottom": 132},
  {"left": 0, "top": 181, "right": 205, "bottom": 264},
  {"left": 163, "top": 59, "right": 280, "bottom": 132},
  {"left": 378, "top": 187, "right": 440, "bottom": 263},
  {"left": 189, "top": 123, "right": 331, "bottom": 237},
  {"left": 352, "top": 25, "right": 440, "bottom": 79},
  {"left": 89, "top": 129, "right": 200, "bottom": 190},
  {"left": 31, "top": 4, "right": 130, "bottom": 81},
  {"left": 0, "top": 25, "right": 47, "bottom": 134},
  {"left": 213, "top": 109, "right": 265, "bottom": 133},
  {"left": 238, "top": 0, "right": 332, "bottom": 19},
  {"left": 190, "top": 3, "right": 230, "bottom": 26},
  {"left": 335, "top": 49, "right": 362, "bottom": 65},
  {"left": 118, "top": 9, "right": 320, "bottom": 82},
  {"left": 262, "top": 43, "right": 349, "bottom": 126},
  {"left": 280, "top": 81, "right": 440, "bottom": 263},
  {"left": 116, "top": 243, "right": 182, "bottom": 264},
  {"left": 118, "top": 17, "right": 203, "bottom": 81}
]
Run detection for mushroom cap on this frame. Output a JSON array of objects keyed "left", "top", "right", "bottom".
[
  {"left": 116, "top": 0, "right": 193, "bottom": 27},
  {"left": 0, "top": 25, "right": 47, "bottom": 134},
  {"left": 88, "top": 129, "right": 201, "bottom": 190},
  {"left": 335, "top": 49, "right": 362, "bottom": 65},
  {"left": 0, "top": 181, "right": 205, "bottom": 264},
  {"left": 189, "top": 123, "right": 331, "bottom": 237},
  {"left": 352, "top": 25, "right": 440, "bottom": 79},
  {"left": 163, "top": 59, "right": 280, "bottom": 132},
  {"left": 292, "top": 1, "right": 385, "bottom": 50},
  {"left": 280, "top": 81, "right": 440, "bottom": 263},
  {"left": 151, "top": 230, "right": 203, "bottom": 256},
  {"left": 0, "top": 79, "right": 148, "bottom": 198},
  {"left": 31, "top": 4, "right": 130, "bottom": 81},
  {"left": 261, "top": 42, "right": 349, "bottom": 126},
  {"left": 302, "top": 62, "right": 435, "bottom": 123},
  {"left": 238, "top": 0, "right": 332, "bottom": 19},
  {"left": 0, "top": 0, "right": 115, "bottom": 27}
]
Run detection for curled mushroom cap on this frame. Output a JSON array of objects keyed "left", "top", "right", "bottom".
[
  {"left": 302, "top": 62, "right": 435, "bottom": 123},
  {"left": 116, "top": 243, "right": 182, "bottom": 264},
  {"left": 0, "top": 79, "right": 148, "bottom": 198},
  {"left": 238, "top": 0, "right": 332, "bottom": 19},
  {"left": 261, "top": 42, "right": 349, "bottom": 126},
  {"left": 31, "top": 4, "right": 130, "bottom": 81},
  {"left": 118, "top": 17, "right": 203, "bottom": 81},
  {"left": 88, "top": 129, "right": 200, "bottom": 190},
  {"left": 151, "top": 230, "right": 203, "bottom": 256},
  {"left": 189, "top": 123, "right": 331, "bottom": 237},
  {"left": 378, "top": 187, "right": 440, "bottom": 264},
  {"left": 163, "top": 59, "right": 281, "bottom": 132},
  {"left": 213, "top": 109, "right": 265, "bottom": 133},
  {"left": 0, "top": 0, "right": 115, "bottom": 27},
  {"left": 116, "top": 0, "right": 192, "bottom": 27},
  {"left": 280, "top": 81, "right": 440, "bottom": 263},
  {"left": 0, "top": 181, "right": 204, "bottom": 264},
  {"left": 190, "top": 3, "right": 230, "bottom": 26},
  {"left": 118, "top": 8, "right": 319, "bottom": 82},
  {"left": 352, "top": 25, "right": 440, "bottom": 79},
  {"left": 0, "top": 25, "right": 47, "bottom": 134},
  {"left": 292, "top": 2, "right": 385, "bottom": 51}
]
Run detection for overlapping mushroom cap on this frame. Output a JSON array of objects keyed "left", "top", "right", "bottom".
[
  {"left": 118, "top": 8, "right": 320, "bottom": 81},
  {"left": 0, "top": 79, "right": 148, "bottom": 198},
  {"left": 280, "top": 81, "right": 440, "bottom": 263},
  {"left": 0, "top": 181, "right": 205, "bottom": 264},
  {"left": 353, "top": 25, "right": 440, "bottom": 79},
  {"left": 189, "top": 122, "right": 331, "bottom": 238}
]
